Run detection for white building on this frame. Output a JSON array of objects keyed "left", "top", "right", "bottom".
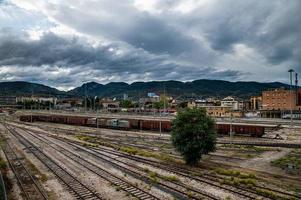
[
  {"left": 221, "top": 96, "right": 239, "bottom": 110},
  {"left": 17, "top": 97, "right": 57, "bottom": 105}
]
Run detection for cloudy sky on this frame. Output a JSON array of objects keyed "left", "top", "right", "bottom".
[{"left": 0, "top": 0, "right": 300, "bottom": 90}]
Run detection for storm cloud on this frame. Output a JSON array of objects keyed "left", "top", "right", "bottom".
[
  {"left": 0, "top": 0, "right": 300, "bottom": 89},
  {"left": 0, "top": 30, "right": 240, "bottom": 89}
]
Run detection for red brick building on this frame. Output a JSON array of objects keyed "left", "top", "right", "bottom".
[
  {"left": 262, "top": 88, "right": 301, "bottom": 111},
  {"left": 261, "top": 88, "right": 301, "bottom": 118}
]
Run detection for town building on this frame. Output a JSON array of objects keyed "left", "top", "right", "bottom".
[
  {"left": 187, "top": 99, "right": 217, "bottom": 109},
  {"left": 261, "top": 88, "right": 301, "bottom": 118},
  {"left": 261, "top": 88, "right": 301, "bottom": 110},
  {"left": 205, "top": 106, "right": 232, "bottom": 117},
  {"left": 57, "top": 98, "right": 82, "bottom": 107},
  {"left": 250, "top": 96, "right": 262, "bottom": 110},
  {"left": 187, "top": 99, "right": 243, "bottom": 118},
  {"left": 16, "top": 97, "right": 57, "bottom": 105},
  {"left": 0, "top": 96, "right": 17, "bottom": 106},
  {"left": 147, "top": 92, "right": 159, "bottom": 98},
  {"left": 239, "top": 100, "right": 251, "bottom": 111},
  {"left": 221, "top": 96, "right": 239, "bottom": 110},
  {"left": 203, "top": 106, "right": 243, "bottom": 118},
  {"left": 99, "top": 99, "right": 120, "bottom": 109}
]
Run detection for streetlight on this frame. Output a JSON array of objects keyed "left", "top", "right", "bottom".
[{"left": 288, "top": 69, "right": 294, "bottom": 128}]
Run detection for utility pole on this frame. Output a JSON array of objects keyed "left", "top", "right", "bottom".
[
  {"left": 163, "top": 84, "right": 166, "bottom": 115},
  {"left": 49, "top": 92, "right": 51, "bottom": 111},
  {"left": 288, "top": 69, "right": 294, "bottom": 128},
  {"left": 295, "top": 73, "right": 298, "bottom": 106},
  {"left": 84, "top": 84, "right": 87, "bottom": 113},
  {"left": 94, "top": 96, "right": 97, "bottom": 112},
  {"left": 230, "top": 113, "right": 233, "bottom": 146}
]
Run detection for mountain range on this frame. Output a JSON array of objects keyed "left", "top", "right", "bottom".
[{"left": 0, "top": 80, "right": 289, "bottom": 99}]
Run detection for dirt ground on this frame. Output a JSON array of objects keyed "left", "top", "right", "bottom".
[{"left": 239, "top": 148, "right": 292, "bottom": 175}]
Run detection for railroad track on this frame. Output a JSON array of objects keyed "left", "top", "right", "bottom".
[
  {"left": 99, "top": 138, "right": 246, "bottom": 162},
  {"left": 20, "top": 127, "right": 269, "bottom": 200},
  {"left": 4, "top": 125, "right": 104, "bottom": 200},
  {"left": 12, "top": 122, "right": 247, "bottom": 162},
  {"left": 22, "top": 130, "right": 161, "bottom": 200},
  {"left": 59, "top": 136, "right": 300, "bottom": 200},
  {"left": 22, "top": 121, "right": 301, "bottom": 149},
  {"left": 218, "top": 140, "right": 301, "bottom": 148},
  {"left": 91, "top": 146, "right": 301, "bottom": 200},
  {"left": 93, "top": 146, "right": 301, "bottom": 200},
  {"left": 1, "top": 141, "right": 48, "bottom": 200},
  {"left": 21, "top": 127, "right": 220, "bottom": 200},
  {"left": 8, "top": 123, "right": 301, "bottom": 200}
]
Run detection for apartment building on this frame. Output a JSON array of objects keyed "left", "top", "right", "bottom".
[{"left": 261, "top": 88, "right": 301, "bottom": 110}]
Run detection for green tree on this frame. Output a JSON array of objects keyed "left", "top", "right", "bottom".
[
  {"left": 171, "top": 108, "right": 216, "bottom": 165},
  {"left": 153, "top": 101, "right": 164, "bottom": 109},
  {"left": 120, "top": 100, "right": 134, "bottom": 108}
]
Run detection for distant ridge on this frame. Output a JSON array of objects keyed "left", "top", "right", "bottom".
[
  {"left": 0, "top": 81, "right": 64, "bottom": 96},
  {"left": 0, "top": 79, "right": 287, "bottom": 99},
  {"left": 68, "top": 79, "right": 288, "bottom": 99}
]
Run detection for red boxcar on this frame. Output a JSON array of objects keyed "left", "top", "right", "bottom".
[
  {"left": 19, "top": 115, "right": 265, "bottom": 137},
  {"left": 139, "top": 120, "right": 171, "bottom": 132},
  {"left": 216, "top": 124, "right": 264, "bottom": 137},
  {"left": 66, "top": 116, "right": 88, "bottom": 125}
]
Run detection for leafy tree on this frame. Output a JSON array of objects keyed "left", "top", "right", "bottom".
[
  {"left": 171, "top": 108, "right": 216, "bottom": 165},
  {"left": 153, "top": 101, "right": 164, "bottom": 109},
  {"left": 120, "top": 100, "right": 134, "bottom": 108}
]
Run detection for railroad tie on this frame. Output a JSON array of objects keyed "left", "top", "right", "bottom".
[{"left": 136, "top": 193, "right": 152, "bottom": 199}]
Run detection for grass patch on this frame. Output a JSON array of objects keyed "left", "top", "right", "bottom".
[
  {"left": 119, "top": 146, "right": 175, "bottom": 162},
  {"left": 120, "top": 146, "right": 138, "bottom": 155},
  {"left": 255, "top": 188, "right": 296, "bottom": 200},
  {"left": 146, "top": 168, "right": 179, "bottom": 184},
  {"left": 148, "top": 171, "right": 159, "bottom": 184},
  {"left": 214, "top": 168, "right": 257, "bottom": 179},
  {"left": 161, "top": 175, "right": 179, "bottom": 182},
  {"left": 221, "top": 177, "right": 257, "bottom": 187},
  {"left": 220, "top": 144, "right": 272, "bottom": 152},
  {"left": 271, "top": 149, "right": 301, "bottom": 172},
  {"left": 75, "top": 135, "right": 116, "bottom": 149},
  {"left": 215, "top": 168, "right": 258, "bottom": 187},
  {"left": 75, "top": 134, "right": 177, "bottom": 162}
]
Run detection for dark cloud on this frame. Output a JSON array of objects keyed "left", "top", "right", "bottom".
[
  {"left": 266, "top": 47, "right": 293, "bottom": 65},
  {"left": 196, "top": 0, "right": 301, "bottom": 65},
  {"left": 121, "top": 16, "right": 198, "bottom": 55},
  {"left": 46, "top": 1, "right": 214, "bottom": 64},
  {"left": 1, "top": 0, "right": 301, "bottom": 88},
  {"left": 46, "top": 0, "right": 301, "bottom": 66},
  {"left": 0, "top": 31, "right": 241, "bottom": 89}
]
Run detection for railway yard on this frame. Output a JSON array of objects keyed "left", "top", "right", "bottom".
[{"left": 0, "top": 112, "right": 301, "bottom": 200}]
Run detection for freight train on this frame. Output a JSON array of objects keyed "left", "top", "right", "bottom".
[
  {"left": 19, "top": 114, "right": 266, "bottom": 137},
  {"left": 19, "top": 115, "right": 172, "bottom": 132}
]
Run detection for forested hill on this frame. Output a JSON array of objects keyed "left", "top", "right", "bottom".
[{"left": 0, "top": 79, "right": 288, "bottom": 99}]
